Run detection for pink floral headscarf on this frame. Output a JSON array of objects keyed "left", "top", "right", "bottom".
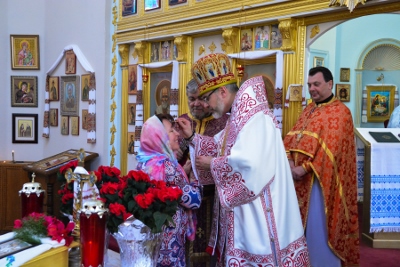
[
  {"left": 136, "top": 115, "right": 178, "bottom": 181},
  {"left": 137, "top": 115, "right": 197, "bottom": 241}
]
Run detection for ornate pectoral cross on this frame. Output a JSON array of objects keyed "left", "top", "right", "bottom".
[
  {"left": 64, "top": 149, "right": 97, "bottom": 238},
  {"left": 296, "top": 133, "right": 303, "bottom": 142}
]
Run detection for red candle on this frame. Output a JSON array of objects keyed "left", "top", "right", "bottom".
[
  {"left": 20, "top": 192, "right": 44, "bottom": 218},
  {"left": 19, "top": 175, "right": 45, "bottom": 218},
  {"left": 79, "top": 199, "right": 108, "bottom": 267}
]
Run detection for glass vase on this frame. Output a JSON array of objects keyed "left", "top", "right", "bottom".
[{"left": 112, "top": 217, "right": 162, "bottom": 267}]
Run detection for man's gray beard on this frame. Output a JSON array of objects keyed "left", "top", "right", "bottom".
[{"left": 212, "top": 111, "right": 222, "bottom": 119}]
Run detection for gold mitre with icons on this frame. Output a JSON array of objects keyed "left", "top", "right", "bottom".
[{"left": 191, "top": 53, "right": 237, "bottom": 96}]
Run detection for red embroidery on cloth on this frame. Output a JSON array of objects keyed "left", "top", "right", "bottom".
[
  {"left": 196, "top": 135, "right": 218, "bottom": 185},
  {"left": 213, "top": 157, "right": 255, "bottom": 209}
]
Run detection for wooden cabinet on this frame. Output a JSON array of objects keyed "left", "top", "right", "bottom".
[
  {"left": 0, "top": 150, "right": 98, "bottom": 234},
  {"left": 0, "top": 161, "right": 31, "bottom": 233}
]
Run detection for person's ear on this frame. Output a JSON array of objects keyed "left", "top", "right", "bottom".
[
  {"left": 328, "top": 80, "right": 333, "bottom": 90},
  {"left": 219, "top": 86, "right": 227, "bottom": 97}
]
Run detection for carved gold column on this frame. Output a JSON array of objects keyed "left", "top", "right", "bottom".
[
  {"left": 222, "top": 27, "right": 241, "bottom": 84},
  {"left": 279, "top": 18, "right": 297, "bottom": 52},
  {"left": 108, "top": 4, "right": 118, "bottom": 168},
  {"left": 118, "top": 44, "right": 130, "bottom": 174},
  {"left": 279, "top": 18, "right": 306, "bottom": 137},
  {"left": 174, "top": 35, "right": 191, "bottom": 116},
  {"left": 222, "top": 27, "right": 239, "bottom": 55},
  {"left": 134, "top": 41, "right": 148, "bottom": 64},
  {"left": 134, "top": 41, "right": 150, "bottom": 119}
]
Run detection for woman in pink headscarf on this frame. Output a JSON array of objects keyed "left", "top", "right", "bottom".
[{"left": 136, "top": 114, "right": 202, "bottom": 267}]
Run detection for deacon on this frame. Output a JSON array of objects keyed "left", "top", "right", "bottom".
[{"left": 284, "top": 66, "right": 359, "bottom": 266}]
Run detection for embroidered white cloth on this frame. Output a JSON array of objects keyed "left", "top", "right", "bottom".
[
  {"left": 46, "top": 44, "right": 94, "bottom": 74},
  {"left": 228, "top": 51, "right": 284, "bottom": 130},
  {"left": 356, "top": 127, "right": 400, "bottom": 232},
  {"left": 0, "top": 236, "right": 65, "bottom": 267},
  {"left": 137, "top": 60, "right": 179, "bottom": 90},
  {"left": 356, "top": 136, "right": 365, "bottom": 201},
  {"left": 0, "top": 232, "right": 15, "bottom": 243},
  {"left": 191, "top": 76, "right": 309, "bottom": 266},
  {"left": 43, "top": 45, "right": 96, "bottom": 142},
  {"left": 0, "top": 244, "right": 52, "bottom": 267},
  {"left": 72, "top": 166, "right": 100, "bottom": 217},
  {"left": 227, "top": 51, "right": 283, "bottom": 89},
  {"left": 137, "top": 60, "right": 180, "bottom": 118}
]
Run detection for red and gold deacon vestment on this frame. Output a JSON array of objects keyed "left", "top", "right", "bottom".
[{"left": 284, "top": 98, "right": 359, "bottom": 266}]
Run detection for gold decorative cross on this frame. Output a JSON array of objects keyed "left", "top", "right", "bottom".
[{"left": 64, "top": 148, "right": 97, "bottom": 238}]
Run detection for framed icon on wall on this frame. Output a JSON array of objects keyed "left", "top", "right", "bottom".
[
  {"left": 11, "top": 76, "right": 38, "bottom": 107},
  {"left": 10, "top": 34, "right": 40, "bottom": 70}
]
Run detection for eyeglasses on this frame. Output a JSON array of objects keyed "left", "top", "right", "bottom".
[{"left": 200, "top": 89, "right": 217, "bottom": 103}]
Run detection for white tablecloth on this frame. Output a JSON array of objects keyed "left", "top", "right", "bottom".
[
  {"left": 356, "top": 128, "right": 400, "bottom": 232},
  {"left": 0, "top": 234, "right": 65, "bottom": 267}
]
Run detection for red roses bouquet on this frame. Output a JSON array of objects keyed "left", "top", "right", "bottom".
[
  {"left": 13, "top": 212, "right": 74, "bottom": 246},
  {"left": 96, "top": 166, "right": 183, "bottom": 234},
  {"left": 57, "top": 163, "right": 183, "bottom": 234}
]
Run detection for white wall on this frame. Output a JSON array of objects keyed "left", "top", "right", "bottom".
[
  {"left": 309, "top": 29, "right": 337, "bottom": 76},
  {"left": 335, "top": 14, "right": 400, "bottom": 126},
  {"left": 1, "top": 0, "right": 112, "bottom": 169}
]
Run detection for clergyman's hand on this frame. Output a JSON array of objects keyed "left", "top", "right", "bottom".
[
  {"left": 176, "top": 148, "right": 184, "bottom": 161},
  {"left": 291, "top": 166, "right": 306, "bottom": 181},
  {"left": 195, "top": 156, "right": 212, "bottom": 171},
  {"left": 175, "top": 118, "right": 193, "bottom": 139},
  {"left": 183, "top": 159, "right": 192, "bottom": 176},
  {"left": 288, "top": 159, "right": 295, "bottom": 169}
]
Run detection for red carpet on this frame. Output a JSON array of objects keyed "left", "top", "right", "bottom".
[{"left": 359, "top": 203, "right": 400, "bottom": 267}]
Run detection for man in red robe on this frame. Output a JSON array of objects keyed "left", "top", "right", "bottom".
[{"left": 284, "top": 66, "right": 359, "bottom": 266}]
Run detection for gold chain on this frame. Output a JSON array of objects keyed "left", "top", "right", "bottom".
[{"left": 296, "top": 106, "right": 317, "bottom": 143}]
